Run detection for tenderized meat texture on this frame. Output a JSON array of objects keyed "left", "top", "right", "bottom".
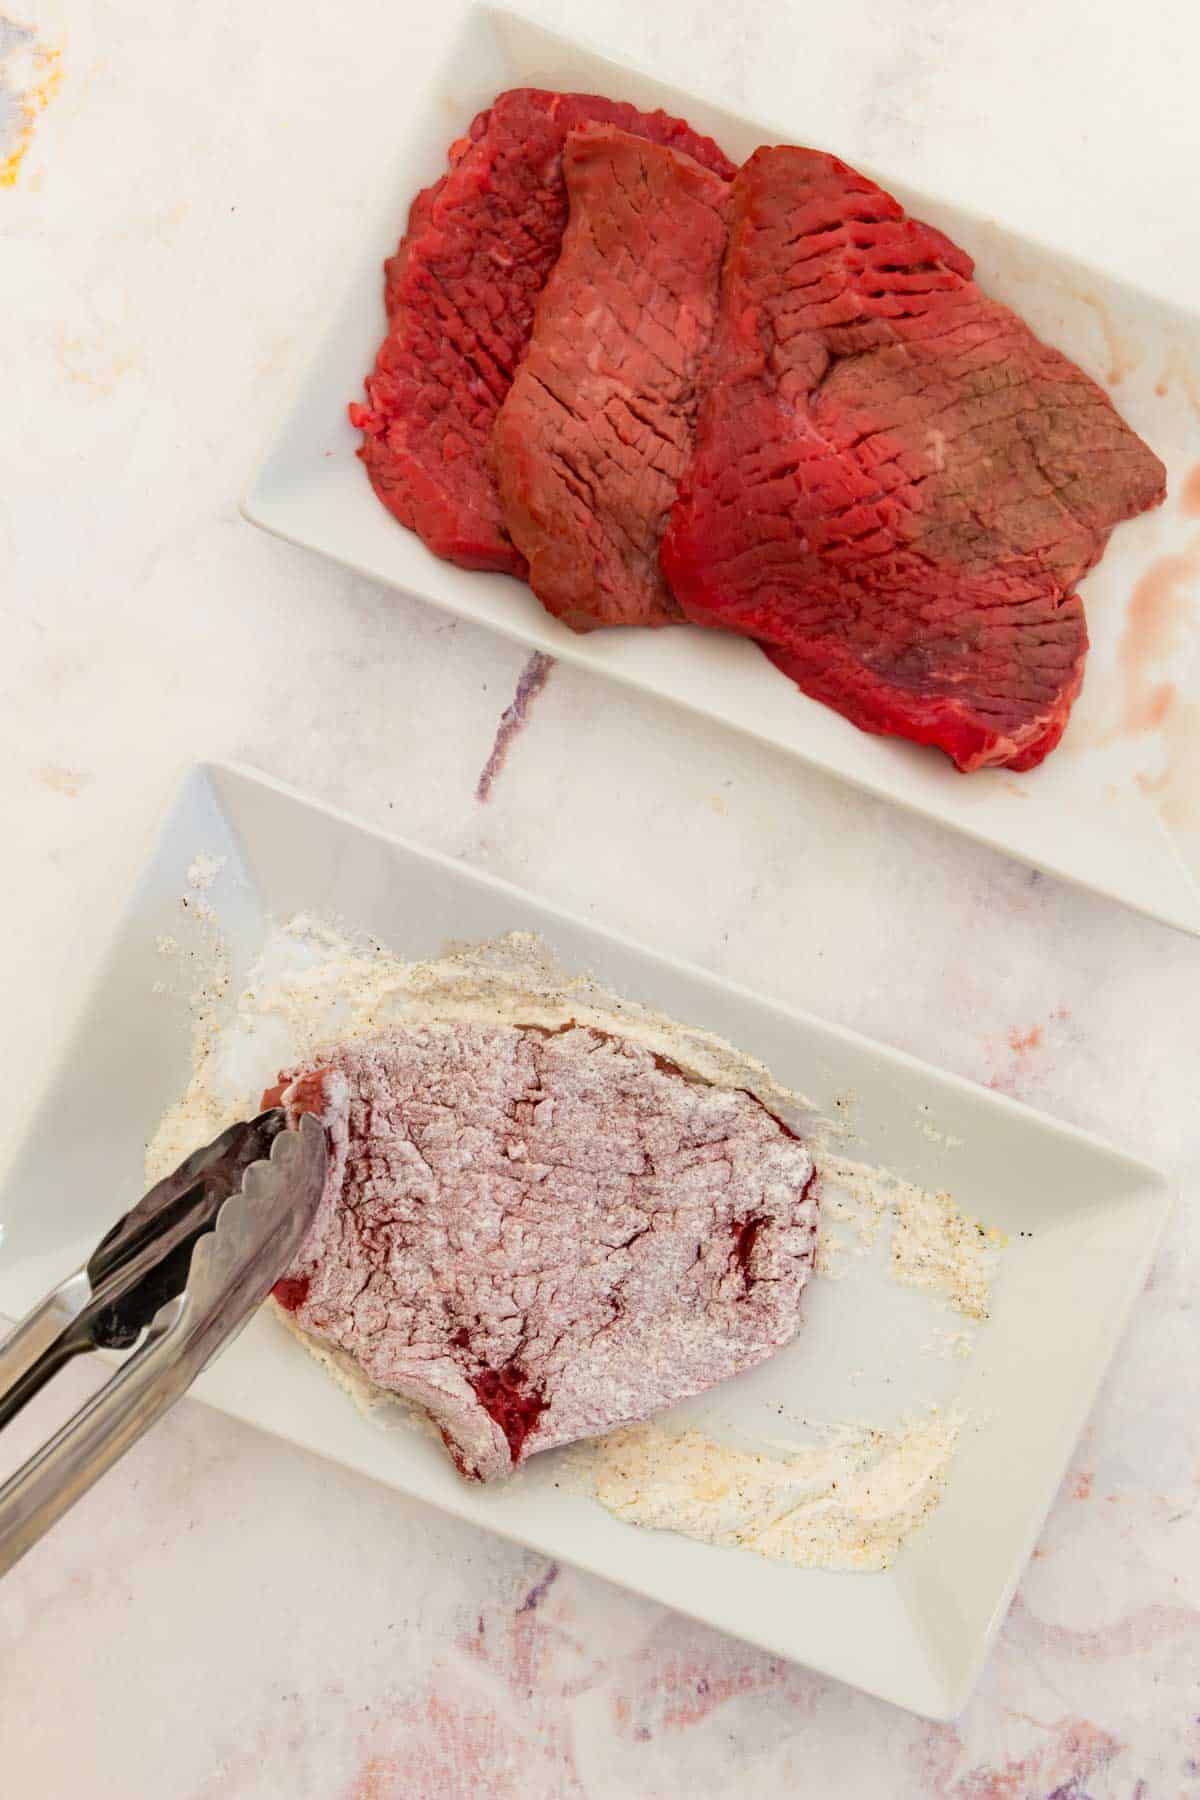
[
  {"left": 265, "top": 1022, "right": 818, "bottom": 1482},
  {"left": 492, "top": 128, "right": 733, "bottom": 629},
  {"left": 349, "top": 90, "right": 736, "bottom": 575},
  {"left": 661, "top": 147, "right": 1167, "bottom": 772}
]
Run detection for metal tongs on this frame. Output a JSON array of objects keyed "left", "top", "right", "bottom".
[{"left": 0, "top": 1110, "right": 326, "bottom": 1577}]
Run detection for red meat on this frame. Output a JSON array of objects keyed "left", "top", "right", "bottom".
[
  {"left": 493, "top": 127, "right": 733, "bottom": 628},
  {"left": 661, "top": 147, "right": 1166, "bottom": 771},
  {"left": 350, "top": 89, "right": 735, "bottom": 575}
]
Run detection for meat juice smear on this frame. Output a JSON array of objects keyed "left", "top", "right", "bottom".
[{"left": 150, "top": 893, "right": 1002, "bottom": 1569}]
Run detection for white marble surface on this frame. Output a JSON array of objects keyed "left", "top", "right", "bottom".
[{"left": 2, "top": 0, "right": 1199, "bottom": 1792}]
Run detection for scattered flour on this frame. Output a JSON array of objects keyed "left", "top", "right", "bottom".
[
  {"left": 588, "top": 1406, "right": 963, "bottom": 1571},
  {"left": 927, "top": 1326, "right": 977, "bottom": 1362},
  {"left": 815, "top": 1151, "right": 1003, "bottom": 1319},
  {"left": 917, "top": 1117, "right": 966, "bottom": 1148},
  {"left": 186, "top": 852, "right": 226, "bottom": 890},
  {"left": 147, "top": 896, "right": 233, "bottom": 1177},
  {"left": 892, "top": 1184, "right": 1003, "bottom": 1320},
  {"left": 147, "top": 913, "right": 816, "bottom": 1181}
]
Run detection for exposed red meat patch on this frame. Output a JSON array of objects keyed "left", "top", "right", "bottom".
[
  {"left": 272, "top": 1276, "right": 310, "bottom": 1313},
  {"left": 469, "top": 1363, "right": 549, "bottom": 1462},
  {"left": 260, "top": 1070, "right": 329, "bottom": 1117},
  {"left": 729, "top": 1214, "right": 767, "bottom": 1286}
]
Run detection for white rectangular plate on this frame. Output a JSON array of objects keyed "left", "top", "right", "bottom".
[
  {"left": 0, "top": 762, "right": 1170, "bottom": 1718},
  {"left": 243, "top": 5, "right": 1200, "bottom": 938}
]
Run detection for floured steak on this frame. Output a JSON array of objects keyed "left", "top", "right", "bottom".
[{"left": 264, "top": 1021, "right": 818, "bottom": 1481}]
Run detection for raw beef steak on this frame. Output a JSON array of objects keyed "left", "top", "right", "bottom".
[
  {"left": 661, "top": 147, "right": 1167, "bottom": 771},
  {"left": 349, "top": 90, "right": 736, "bottom": 575},
  {"left": 265, "top": 1022, "right": 818, "bottom": 1481},
  {"left": 493, "top": 127, "right": 733, "bottom": 629}
]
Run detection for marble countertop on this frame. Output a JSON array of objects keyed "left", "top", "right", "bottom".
[{"left": 2, "top": 0, "right": 1199, "bottom": 1792}]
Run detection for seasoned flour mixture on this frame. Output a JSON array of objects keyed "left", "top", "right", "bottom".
[{"left": 589, "top": 1406, "right": 964, "bottom": 1571}]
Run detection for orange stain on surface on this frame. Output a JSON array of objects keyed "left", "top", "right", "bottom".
[
  {"left": 348, "top": 1756, "right": 403, "bottom": 1800},
  {"left": 1156, "top": 698, "right": 1200, "bottom": 829},
  {"left": 1180, "top": 463, "right": 1200, "bottom": 517},
  {"left": 991, "top": 1016, "right": 1060, "bottom": 1093},
  {"left": 1125, "top": 680, "right": 1176, "bottom": 734},
  {"left": 1064, "top": 540, "right": 1198, "bottom": 759},
  {"left": 1077, "top": 290, "right": 1139, "bottom": 386},
  {"left": 0, "top": 27, "right": 62, "bottom": 189},
  {"left": 1122, "top": 554, "right": 1194, "bottom": 680},
  {"left": 1114, "top": 546, "right": 1199, "bottom": 735},
  {"left": 35, "top": 762, "right": 88, "bottom": 796},
  {"left": 1071, "top": 540, "right": 1200, "bottom": 827},
  {"left": 1073, "top": 1470, "right": 1094, "bottom": 1500},
  {"left": 1152, "top": 352, "right": 1200, "bottom": 418},
  {"left": 1172, "top": 351, "right": 1200, "bottom": 422}
]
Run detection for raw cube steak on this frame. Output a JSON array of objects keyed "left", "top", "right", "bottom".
[
  {"left": 661, "top": 147, "right": 1166, "bottom": 771},
  {"left": 349, "top": 89, "right": 735, "bottom": 575},
  {"left": 266, "top": 1022, "right": 818, "bottom": 1481},
  {"left": 494, "top": 126, "right": 733, "bottom": 629}
]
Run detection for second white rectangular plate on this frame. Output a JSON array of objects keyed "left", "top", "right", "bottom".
[
  {"left": 243, "top": 5, "right": 1200, "bottom": 937},
  {"left": 0, "top": 763, "right": 1170, "bottom": 1718}
]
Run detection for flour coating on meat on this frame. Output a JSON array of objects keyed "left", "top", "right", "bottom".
[{"left": 270, "top": 1022, "right": 818, "bottom": 1482}]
